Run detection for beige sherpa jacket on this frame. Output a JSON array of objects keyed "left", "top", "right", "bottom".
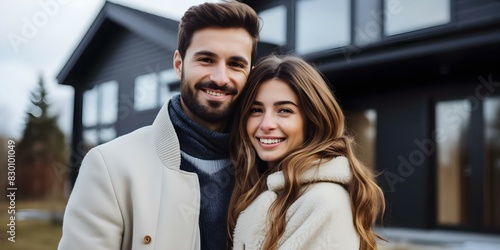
[{"left": 232, "top": 156, "right": 360, "bottom": 250}]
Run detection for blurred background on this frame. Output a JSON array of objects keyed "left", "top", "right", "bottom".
[
  {"left": 1, "top": 0, "right": 499, "bottom": 249},
  {"left": 0, "top": 0, "right": 219, "bottom": 249}
]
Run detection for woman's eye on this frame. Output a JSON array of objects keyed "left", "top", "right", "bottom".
[
  {"left": 279, "top": 108, "right": 293, "bottom": 113},
  {"left": 250, "top": 108, "right": 262, "bottom": 113}
]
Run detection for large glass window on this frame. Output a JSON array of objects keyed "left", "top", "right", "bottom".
[
  {"left": 436, "top": 99, "right": 471, "bottom": 226},
  {"left": 134, "top": 68, "right": 178, "bottom": 111},
  {"left": 82, "top": 80, "right": 118, "bottom": 146},
  {"left": 354, "top": 0, "right": 382, "bottom": 47},
  {"left": 384, "top": 0, "right": 450, "bottom": 36},
  {"left": 484, "top": 97, "right": 500, "bottom": 227},
  {"left": 296, "top": 0, "right": 350, "bottom": 54},
  {"left": 258, "top": 5, "right": 287, "bottom": 46},
  {"left": 346, "top": 109, "right": 377, "bottom": 169}
]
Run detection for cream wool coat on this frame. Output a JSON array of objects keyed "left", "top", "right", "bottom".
[
  {"left": 232, "top": 157, "right": 360, "bottom": 250},
  {"left": 58, "top": 101, "right": 201, "bottom": 250}
]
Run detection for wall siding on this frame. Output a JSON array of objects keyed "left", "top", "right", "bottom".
[
  {"left": 82, "top": 22, "right": 174, "bottom": 137},
  {"left": 456, "top": 0, "right": 500, "bottom": 23}
]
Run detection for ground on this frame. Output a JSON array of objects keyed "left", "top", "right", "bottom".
[{"left": 0, "top": 199, "right": 65, "bottom": 250}]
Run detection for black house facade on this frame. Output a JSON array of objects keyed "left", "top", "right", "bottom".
[
  {"left": 58, "top": 0, "right": 500, "bottom": 246},
  {"left": 57, "top": 1, "right": 182, "bottom": 189},
  {"left": 241, "top": 0, "right": 500, "bottom": 242}
]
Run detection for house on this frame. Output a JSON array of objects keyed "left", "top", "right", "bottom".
[
  {"left": 58, "top": 0, "right": 500, "bottom": 247},
  {"left": 56, "top": 1, "right": 179, "bottom": 187},
  {"left": 56, "top": 1, "right": 275, "bottom": 189},
  {"left": 241, "top": 0, "right": 500, "bottom": 246}
]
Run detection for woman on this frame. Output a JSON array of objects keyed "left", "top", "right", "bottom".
[{"left": 227, "top": 54, "right": 385, "bottom": 250}]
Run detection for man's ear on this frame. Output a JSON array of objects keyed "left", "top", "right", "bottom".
[{"left": 173, "top": 50, "right": 182, "bottom": 80}]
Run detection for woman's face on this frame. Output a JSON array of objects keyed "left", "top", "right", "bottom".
[{"left": 246, "top": 78, "right": 305, "bottom": 168}]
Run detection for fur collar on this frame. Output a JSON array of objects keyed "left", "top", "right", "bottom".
[{"left": 266, "top": 156, "right": 352, "bottom": 192}]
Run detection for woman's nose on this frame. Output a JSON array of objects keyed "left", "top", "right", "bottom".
[{"left": 259, "top": 113, "right": 277, "bottom": 131}]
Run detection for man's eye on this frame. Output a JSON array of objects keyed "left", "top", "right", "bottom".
[
  {"left": 229, "top": 62, "right": 244, "bottom": 68},
  {"left": 200, "top": 58, "right": 213, "bottom": 63}
]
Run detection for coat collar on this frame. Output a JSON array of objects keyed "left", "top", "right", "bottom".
[
  {"left": 266, "top": 156, "right": 352, "bottom": 192},
  {"left": 152, "top": 99, "right": 181, "bottom": 170}
]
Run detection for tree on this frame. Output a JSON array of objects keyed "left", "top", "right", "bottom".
[{"left": 17, "top": 75, "right": 67, "bottom": 200}]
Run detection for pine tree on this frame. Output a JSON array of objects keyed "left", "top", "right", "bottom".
[{"left": 17, "top": 75, "right": 67, "bottom": 199}]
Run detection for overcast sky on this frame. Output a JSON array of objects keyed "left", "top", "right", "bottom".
[{"left": 0, "top": 0, "right": 220, "bottom": 140}]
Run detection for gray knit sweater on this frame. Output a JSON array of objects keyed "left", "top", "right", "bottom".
[{"left": 168, "top": 95, "right": 234, "bottom": 250}]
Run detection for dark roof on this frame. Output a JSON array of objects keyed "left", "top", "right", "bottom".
[{"left": 56, "top": 1, "right": 179, "bottom": 85}]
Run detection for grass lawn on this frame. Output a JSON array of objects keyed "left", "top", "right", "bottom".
[
  {"left": 0, "top": 199, "right": 66, "bottom": 250},
  {"left": 0, "top": 220, "right": 62, "bottom": 250}
]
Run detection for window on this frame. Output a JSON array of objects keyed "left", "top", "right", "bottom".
[
  {"left": 82, "top": 128, "right": 116, "bottom": 149},
  {"left": 134, "top": 73, "right": 158, "bottom": 111},
  {"left": 159, "top": 69, "right": 180, "bottom": 103},
  {"left": 435, "top": 100, "right": 471, "bottom": 226},
  {"left": 82, "top": 80, "right": 118, "bottom": 146},
  {"left": 100, "top": 81, "right": 118, "bottom": 124},
  {"left": 258, "top": 5, "right": 287, "bottom": 46},
  {"left": 82, "top": 129, "right": 98, "bottom": 148},
  {"left": 296, "top": 0, "right": 350, "bottom": 54},
  {"left": 82, "top": 85, "right": 98, "bottom": 127},
  {"left": 134, "top": 68, "right": 178, "bottom": 111},
  {"left": 384, "top": 0, "right": 450, "bottom": 36},
  {"left": 353, "top": 0, "right": 382, "bottom": 46},
  {"left": 484, "top": 97, "right": 500, "bottom": 227},
  {"left": 346, "top": 109, "right": 377, "bottom": 169},
  {"left": 434, "top": 95, "right": 500, "bottom": 231}
]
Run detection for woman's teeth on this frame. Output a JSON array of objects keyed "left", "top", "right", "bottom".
[{"left": 260, "top": 138, "right": 283, "bottom": 144}]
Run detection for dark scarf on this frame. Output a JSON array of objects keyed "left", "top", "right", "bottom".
[{"left": 168, "top": 95, "right": 234, "bottom": 250}]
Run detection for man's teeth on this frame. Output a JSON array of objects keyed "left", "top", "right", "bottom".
[
  {"left": 206, "top": 90, "right": 225, "bottom": 96},
  {"left": 260, "top": 138, "right": 283, "bottom": 144}
]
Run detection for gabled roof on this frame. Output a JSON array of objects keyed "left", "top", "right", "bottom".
[{"left": 57, "top": 1, "right": 179, "bottom": 85}]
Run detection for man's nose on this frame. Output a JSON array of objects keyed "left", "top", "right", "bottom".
[{"left": 210, "top": 64, "right": 230, "bottom": 86}]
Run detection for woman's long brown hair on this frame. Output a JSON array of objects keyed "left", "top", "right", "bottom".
[{"left": 227, "top": 54, "right": 385, "bottom": 250}]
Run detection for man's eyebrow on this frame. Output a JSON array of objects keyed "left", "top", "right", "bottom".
[
  {"left": 193, "top": 50, "right": 217, "bottom": 58},
  {"left": 193, "top": 50, "right": 249, "bottom": 66},
  {"left": 229, "top": 56, "right": 249, "bottom": 66}
]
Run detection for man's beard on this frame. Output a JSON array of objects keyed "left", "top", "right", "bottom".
[{"left": 180, "top": 77, "right": 238, "bottom": 123}]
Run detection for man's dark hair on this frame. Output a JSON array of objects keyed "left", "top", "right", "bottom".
[{"left": 177, "top": 1, "right": 260, "bottom": 66}]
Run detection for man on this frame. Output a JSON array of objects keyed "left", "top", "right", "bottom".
[{"left": 58, "top": 2, "right": 260, "bottom": 249}]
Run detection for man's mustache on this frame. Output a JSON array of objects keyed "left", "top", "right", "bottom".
[{"left": 195, "top": 81, "right": 238, "bottom": 95}]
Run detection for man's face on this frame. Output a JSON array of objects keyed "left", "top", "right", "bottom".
[{"left": 173, "top": 27, "right": 253, "bottom": 130}]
